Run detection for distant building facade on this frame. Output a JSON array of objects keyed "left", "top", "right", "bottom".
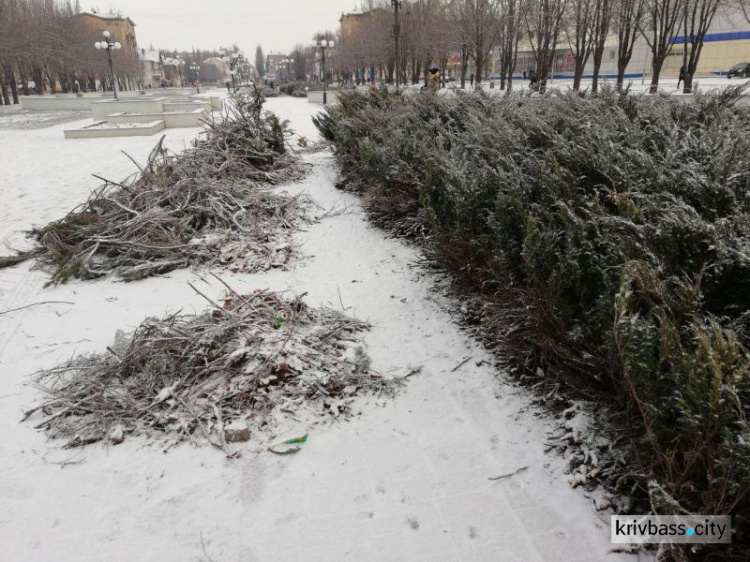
[
  {"left": 506, "top": 5, "right": 750, "bottom": 81},
  {"left": 74, "top": 11, "right": 138, "bottom": 54},
  {"left": 139, "top": 49, "right": 164, "bottom": 88},
  {"left": 265, "top": 53, "right": 287, "bottom": 81}
]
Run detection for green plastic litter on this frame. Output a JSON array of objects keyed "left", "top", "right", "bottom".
[{"left": 268, "top": 434, "right": 309, "bottom": 455}]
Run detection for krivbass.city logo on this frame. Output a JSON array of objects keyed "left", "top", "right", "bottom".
[{"left": 611, "top": 515, "right": 731, "bottom": 544}]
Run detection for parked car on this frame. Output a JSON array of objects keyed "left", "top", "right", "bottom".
[{"left": 728, "top": 62, "right": 750, "bottom": 78}]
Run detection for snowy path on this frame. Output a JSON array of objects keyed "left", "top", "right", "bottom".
[{"left": 0, "top": 98, "right": 635, "bottom": 561}]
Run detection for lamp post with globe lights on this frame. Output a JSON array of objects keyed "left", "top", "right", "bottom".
[
  {"left": 316, "top": 39, "right": 334, "bottom": 104},
  {"left": 94, "top": 30, "right": 122, "bottom": 99},
  {"left": 282, "top": 58, "right": 294, "bottom": 82},
  {"left": 190, "top": 63, "right": 201, "bottom": 93}
]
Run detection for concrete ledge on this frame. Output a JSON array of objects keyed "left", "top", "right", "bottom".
[
  {"left": 64, "top": 120, "right": 165, "bottom": 139},
  {"left": 162, "top": 101, "right": 210, "bottom": 113},
  {"left": 207, "top": 96, "right": 223, "bottom": 110},
  {"left": 78, "top": 91, "right": 146, "bottom": 98},
  {"left": 90, "top": 98, "right": 167, "bottom": 120},
  {"left": 21, "top": 96, "right": 93, "bottom": 111},
  {"left": 107, "top": 109, "right": 206, "bottom": 128}
]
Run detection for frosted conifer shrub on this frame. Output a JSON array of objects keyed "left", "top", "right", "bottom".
[{"left": 316, "top": 86, "right": 750, "bottom": 559}]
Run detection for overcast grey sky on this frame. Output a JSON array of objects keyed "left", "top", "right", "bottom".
[{"left": 102, "top": 0, "right": 358, "bottom": 55}]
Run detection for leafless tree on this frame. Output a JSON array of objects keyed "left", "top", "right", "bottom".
[
  {"left": 337, "top": 2, "right": 394, "bottom": 84},
  {"left": 255, "top": 45, "right": 265, "bottom": 77},
  {"left": 678, "top": 0, "right": 724, "bottom": 92},
  {"left": 614, "top": 0, "right": 645, "bottom": 88},
  {"left": 291, "top": 45, "right": 309, "bottom": 80},
  {"left": 0, "top": 0, "right": 142, "bottom": 102},
  {"left": 429, "top": 1, "right": 454, "bottom": 87},
  {"left": 565, "top": 0, "right": 596, "bottom": 90},
  {"left": 525, "top": 0, "right": 566, "bottom": 91},
  {"left": 590, "top": 0, "right": 615, "bottom": 92},
  {"left": 496, "top": 0, "right": 525, "bottom": 90},
  {"left": 641, "top": 0, "right": 684, "bottom": 92},
  {"left": 449, "top": 0, "right": 503, "bottom": 85}
]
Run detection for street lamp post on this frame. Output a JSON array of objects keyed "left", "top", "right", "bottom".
[
  {"left": 282, "top": 58, "right": 295, "bottom": 82},
  {"left": 190, "top": 63, "right": 201, "bottom": 93},
  {"left": 94, "top": 30, "right": 122, "bottom": 99},
  {"left": 316, "top": 39, "right": 335, "bottom": 104}
]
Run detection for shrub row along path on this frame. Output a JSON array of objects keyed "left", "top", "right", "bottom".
[{"left": 0, "top": 96, "right": 635, "bottom": 562}]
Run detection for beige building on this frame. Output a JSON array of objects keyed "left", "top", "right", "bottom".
[
  {"left": 265, "top": 53, "right": 288, "bottom": 81},
  {"left": 139, "top": 49, "right": 164, "bottom": 89},
  {"left": 74, "top": 11, "right": 138, "bottom": 55}
]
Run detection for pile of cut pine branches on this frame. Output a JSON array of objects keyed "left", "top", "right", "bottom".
[
  {"left": 0, "top": 89, "right": 304, "bottom": 284},
  {"left": 23, "top": 284, "right": 396, "bottom": 448}
]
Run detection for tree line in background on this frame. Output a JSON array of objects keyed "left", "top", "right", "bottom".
[
  {"left": 0, "top": 0, "right": 248, "bottom": 105},
  {"left": 323, "top": 0, "right": 744, "bottom": 94},
  {"left": 0, "top": 0, "right": 142, "bottom": 104}
]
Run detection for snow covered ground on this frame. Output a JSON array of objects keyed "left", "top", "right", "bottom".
[
  {"left": 0, "top": 97, "right": 644, "bottom": 561},
  {"left": 0, "top": 105, "right": 90, "bottom": 131}
]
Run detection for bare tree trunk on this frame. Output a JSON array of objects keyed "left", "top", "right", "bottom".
[
  {"left": 680, "top": 0, "right": 721, "bottom": 93},
  {"left": 526, "top": 0, "right": 565, "bottom": 93},
  {"left": 591, "top": 45, "right": 605, "bottom": 93},
  {"left": 460, "top": 45, "right": 468, "bottom": 88},
  {"left": 681, "top": 10, "right": 689, "bottom": 92},
  {"left": 35, "top": 67, "right": 44, "bottom": 95},
  {"left": 683, "top": 70, "right": 694, "bottom": 92},
  {"left": 573, "top": 62, "right": 586, "bottom": 90},
  {"left": 616, "top": 0, "right": 644, "bottom": 90},
  {"left": 0, "top": 71, "right": 9, "bottom": 106},
  {"left": 650, "top": 60, "right": 663, "bottom": 92},
  {"left": 9, "top": 72, "right": 18, "bottom": 104},
  {"left": 616, "top": 59, "right": 628, "bottom": 88},
  {"left": 0, "top": 69, "right": 13, "bottom": 105},
  {"left": 645, "top": 0, "right": 683, "bottom": 93},
  {"left": 4, "top": 64, "right": 14, "bottom": 104}
]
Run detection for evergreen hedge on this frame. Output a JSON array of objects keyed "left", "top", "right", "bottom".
[{"left": 315, "top": 87, "right": 750, "bottom": 560}]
